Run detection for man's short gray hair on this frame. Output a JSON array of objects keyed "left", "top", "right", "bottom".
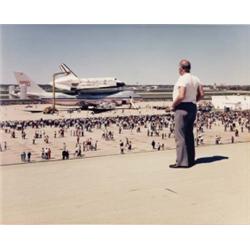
[{"left": 179, "top": 59, "right": 191, "bottom": 72}]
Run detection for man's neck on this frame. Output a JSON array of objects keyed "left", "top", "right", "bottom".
[{"left": 182, "top": 72, "right": 190, "bottom": 75}]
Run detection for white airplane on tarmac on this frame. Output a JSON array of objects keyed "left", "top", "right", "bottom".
[
  {"left": 12, "top": 69, "right": 141, "bottom": 113},
  {"left": 54, "top": 64, "right": 142, "bottom": 111}
]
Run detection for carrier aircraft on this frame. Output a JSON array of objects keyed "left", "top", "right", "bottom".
[{"left": 12, "top": 65, "right": 141, "bottom": 113}]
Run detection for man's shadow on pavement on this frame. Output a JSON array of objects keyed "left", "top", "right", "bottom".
[{"left": 194, "top": 155, "right": 229, "bottom": 166}]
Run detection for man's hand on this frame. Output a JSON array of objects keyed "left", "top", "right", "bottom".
[{"left": 170, "top": 104, "right": 175, "bottom": 111}]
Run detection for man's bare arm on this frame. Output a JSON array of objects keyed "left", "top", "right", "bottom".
[
  {"left": 172, "top": 86, "right": 186, "bottom": 109},
  {"left": 196, "top": 84, "right": 204, "bottom": 102}
]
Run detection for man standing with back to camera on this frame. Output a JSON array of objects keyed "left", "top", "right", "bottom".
[{"left": 169, "top": 59, "right": 204, "bottom": 168}]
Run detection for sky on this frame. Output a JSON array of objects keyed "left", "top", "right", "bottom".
[{"left": 1, "top": 25, "right": 250, "bottom": 85}]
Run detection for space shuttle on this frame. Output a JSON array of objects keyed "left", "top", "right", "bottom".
[{"left": 51, "top": 63, "right": 126, "bottom": 96}]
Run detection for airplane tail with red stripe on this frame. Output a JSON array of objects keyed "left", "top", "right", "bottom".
[{"left": 14, "top": 72, "right": 47, "bottom": 94}]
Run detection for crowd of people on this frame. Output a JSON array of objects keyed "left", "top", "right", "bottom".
[{"left": 0, "top": 108, "right": 250, "bottom": 163}]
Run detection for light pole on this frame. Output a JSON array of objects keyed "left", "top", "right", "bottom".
[{"left": 52, "top": 71, "right": 66, "bottom": 113}]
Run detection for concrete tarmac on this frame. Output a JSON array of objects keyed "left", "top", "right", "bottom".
[{"left": 1, "top": 142, "right": 250, "bottom": 224}]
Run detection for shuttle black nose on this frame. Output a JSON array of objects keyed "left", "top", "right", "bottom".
[{"left": 116, "top": 82, "right": 125, "bottom": 87}]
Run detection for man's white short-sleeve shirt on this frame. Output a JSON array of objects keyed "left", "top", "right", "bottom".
[{"left": 172, "top": 73, "right": 201, "bottom": 103}]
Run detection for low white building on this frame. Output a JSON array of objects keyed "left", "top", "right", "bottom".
[{"left": 211, "top": 95, "right": 250, "bottom": 111}]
